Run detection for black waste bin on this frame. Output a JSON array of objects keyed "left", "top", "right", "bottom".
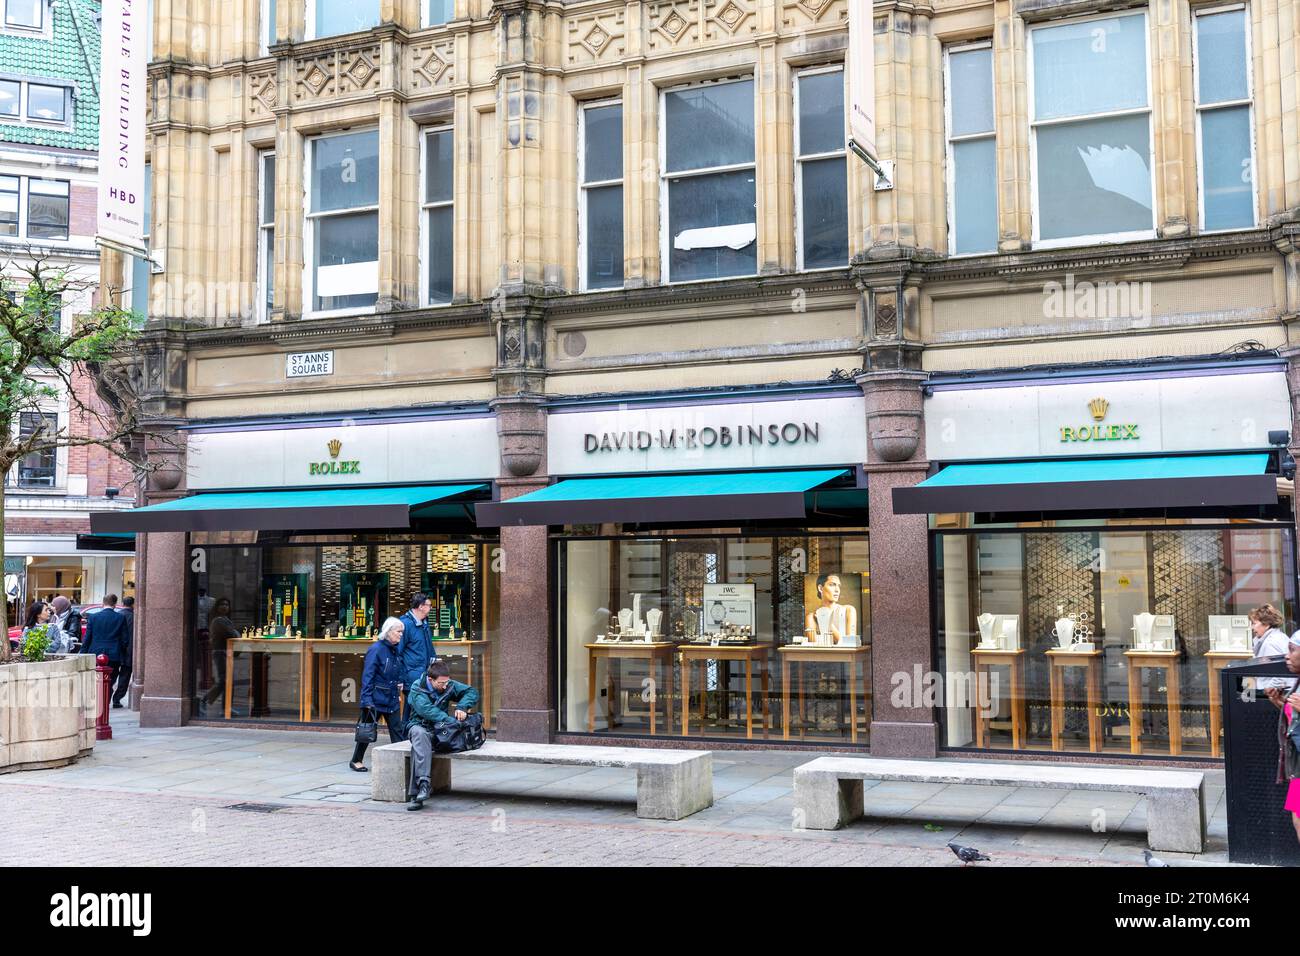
[{"left": 1222, "top": 658, "right": 1300, "bottom": 866}]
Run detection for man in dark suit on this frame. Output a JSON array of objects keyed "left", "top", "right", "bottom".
[{"left": 82, "top": 594, "right": 133, "bottom": 708}]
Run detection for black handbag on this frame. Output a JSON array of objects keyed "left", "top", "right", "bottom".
[
  {"left": 433, "top": 714, "right": 486, "bottom": 754},
  {"left": 355, "top": 708, "right": 378, "bottom": 745}
]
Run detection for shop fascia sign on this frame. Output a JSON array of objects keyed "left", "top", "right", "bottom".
[
  {"left": 550, "top": 395, "right": 868, "bottom": 475},
  {"left": 923, "top": 370, "right": 1290, "bottom": 461}
]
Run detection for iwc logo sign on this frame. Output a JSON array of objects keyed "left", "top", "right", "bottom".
[
  {"left": 309, "top": 438, "right": 361, "bottom": 476},
  {"left": 1060, "top": 398, "right": 1140, "bottom": 444}
]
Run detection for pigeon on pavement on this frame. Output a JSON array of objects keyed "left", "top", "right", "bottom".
[
  {"left": 1143, "top": 850, "right": 1169, "bottom": 868},
  {"left": 948, "top": 841, "right": 991, "bottom": 865}
]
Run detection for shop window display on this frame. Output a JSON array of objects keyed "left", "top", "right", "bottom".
[
  {"left": 557, "top": 531, "right": 870, "bottom": 743},
  {"left": 190, "top": 537, "right": 499, "bottom": 726},
  {"left": 934, "top": 521, "right": 1296, "bottom": 758}
]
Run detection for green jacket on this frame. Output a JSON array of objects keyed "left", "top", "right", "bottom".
[{"left": 405, "top": 676, "right": 480, "bottom": 733}]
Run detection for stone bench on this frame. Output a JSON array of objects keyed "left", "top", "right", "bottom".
[
  {"left": 792, "top": 756, "right": 1207, "bottom": 853},
  {"left": 372, "top": 740, "right": 713, "bottom": 820}
]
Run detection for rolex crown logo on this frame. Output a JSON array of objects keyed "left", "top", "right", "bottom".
[
  {"left": 327, "top": 439, "right": 342, "bottom": 459},
  {"left": 1088, "top": 398, "right": 1109, "bottom": 422}
]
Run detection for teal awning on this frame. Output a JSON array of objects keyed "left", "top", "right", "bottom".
[
  {"left": 476, "top": 469, "right": 853, "bottom": 527},
  {"left": 90, "top": 483, "right": 489, "bottom": 533},
  {"left": 894, "top": 453, "right": 1277, "bottom": 514}
]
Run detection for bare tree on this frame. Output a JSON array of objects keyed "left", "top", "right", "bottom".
[{"left": 1, "top": 254, "right": 152, "bottom": 661}]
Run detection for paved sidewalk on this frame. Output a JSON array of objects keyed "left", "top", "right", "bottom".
[{"left": 0, "top": 711, "right": 1230, "bottom": 866}]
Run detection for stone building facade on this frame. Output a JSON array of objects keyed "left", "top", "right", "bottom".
[{"left": 107, "top": 0, "right": 1300, "bottom": 762}]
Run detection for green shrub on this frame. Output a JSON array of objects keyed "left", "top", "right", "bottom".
[{"left": 21, "top": 624, "right": 50, "bottom": 662}]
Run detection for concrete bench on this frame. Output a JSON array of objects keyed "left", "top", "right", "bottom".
[
  {"left": 372, "top": 740, "right": 713, "bottom": 820},
  {"left": 793, "top": 756, "right": 1207, "bottom": 853}
]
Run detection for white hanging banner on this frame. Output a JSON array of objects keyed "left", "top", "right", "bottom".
[
  {"left": 97, "top": 0, "right": 149, "bottom": 256},
  {"left": 847, "top": 0, "right": 882, "bottom": 175}
]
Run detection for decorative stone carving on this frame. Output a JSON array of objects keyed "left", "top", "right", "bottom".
[
  {"left": 567, "top": 10, "right": 626, "bottom": 64},
  {"left": 858, "top": 370, "right": 927, "bottom": 464},
  {"left": 247, "top": 69, "right": 278, "bottom": 117},
  {"left": 781, "top": 0, "right": 845, "bottom": 30},
  {"left": 492, "top": 397, "right": 547, "bottom": 479},
  {"left": 293, "top": 44, "right": 382, "bottom": 103},
  {"left": 649, "top": 0, "right": 699, "bottom": 50},
  {"left": 409, "top": 39, "right": 456, "bottom": 91},
  {"left": 705, "top": 0, "right": 755, "bottom": 39}
]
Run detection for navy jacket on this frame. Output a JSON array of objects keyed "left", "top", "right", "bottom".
[
  {"left": 396, "top": 610, "right": 434, "bottom": 687},
  {"left": 82, "top": 608, "right": 131, "bottom": 664},
  {"left": 360, "top": 638, "right": 403, "bottom": 714}
]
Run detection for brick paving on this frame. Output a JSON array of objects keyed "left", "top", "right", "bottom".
[{"left": 0, "top": 711, "right": 1230, "bottom": 867}]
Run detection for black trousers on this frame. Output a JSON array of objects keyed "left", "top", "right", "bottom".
[
  {"left": 111, "top": 664, "right": 132, "bottom": 706},
  {"left": 351, "top": 708, "right": 405, "bottom": 764}
]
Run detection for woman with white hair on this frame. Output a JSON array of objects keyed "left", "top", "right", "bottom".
[{"left": 350, "top": 615, "right": 407, "bottom": 771}]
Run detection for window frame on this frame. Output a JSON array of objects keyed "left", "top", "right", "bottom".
[
  {"left": 3, "top": 0, "right": 44, "bottom": 32},
  {"left": 302, "top": 128, "right": 381, "bottom": 319},
  {"left": 658, "top": 74, "right": 759, "bottom": 286},
  {"left": 26, "top": 82, "right": 66, "bottom": 123},
  {"left": 1191, "top": 1, "right": 1257, "bottom": 234},
  {"left": 0, "top": 175, "right": 71, "bottom": 243},
  {"left": 305, "top": 0, "right": 379, "bottom": 41},
  {"left": 16, "top": 410, "right": 58, "bottom": 489},
  {"left": 0, "top": 78, "right": 73, "bottom": 129},
  {"left": 260, "top": 0, "right": 276, "bottom": 55},
  {"left": 424, "top": 0, "right": 454, "bottom": 27},
  {"left": 578, "top": 97, "right": 624, "bottom": 292},
  {"left": 943, "top": 40, "right": 998, "bottom": 257},
  {"left": 256, "top": 150, "right": 275, "bottom": 322},
  {"left": 1026, "top": 9, "right": 1157, "bottom": 249},
  {"left": 419, "top": 125, "right": 455, "bottom": 307},
  {"left": 793, "top": 64, "right": 850, "bottom": 272}
]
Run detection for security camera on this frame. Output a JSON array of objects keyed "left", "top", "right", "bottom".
[
  {"left": 1268, "top": 430, "right": 1290, "bottom": 446},
  {"left": 105, "top": 487, "right": 119, "bottom": 499}
]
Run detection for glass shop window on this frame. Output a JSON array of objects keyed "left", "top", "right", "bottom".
[{"left": 558, "top": 532, "right": 871, "bottom": 744}]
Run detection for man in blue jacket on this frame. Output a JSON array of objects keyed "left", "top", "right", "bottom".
[
  {"left": 396, "top": 592, "right": 434, "bottom": 703},
  {"left": 81, "top": 594, "right": 132, "bottom": 708}
]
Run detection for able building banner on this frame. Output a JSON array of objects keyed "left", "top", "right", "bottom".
[
  {"left": 97, "top": 0, "right": 149, "bottom": 256},
  {"left": 847, "top": 0, "right": 880, "bottom": 173}
]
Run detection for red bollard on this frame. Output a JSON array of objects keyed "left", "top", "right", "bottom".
[{"left": 95, "top": 653, "right": 113, "bottom": 741}]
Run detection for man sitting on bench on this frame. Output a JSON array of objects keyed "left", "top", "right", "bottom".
[{"left": 405, "top": 660, "right": 480, "bottom": 811}]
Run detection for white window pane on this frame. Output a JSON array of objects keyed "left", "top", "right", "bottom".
[
  {"left": 1201, "top": 105, "right": 1254, "bottom": 230},
  {"left": 427, "top": 0, "right": 453, "bottom": 25},
  {"left": 424, "top": 130, "right": 453, "bottom": 204},
  {"left": 27, "top": 85, "right": 66, "bottom": 122},
  {"left": 0, "top": 81, "right": 18, "bottom": 116},
  {"left": 0, "top": 185, "right": 17, "bottom": 237},
  {"left": 314, "top": 211, "right": 378, "bottom": 310},
  {"left": 1033, "top": 14, "right": 1147, "bottom": 120},
  {"left": 583, "top": 104, "right": 622, "bottom": 183},
  {"left": 28, "top": 188, "right": 69, "bottom": 240},
  {"left": 427, "top": 205, "right": 453, "bottom": 304},
  {"left": 261, "top": 231, "right": 274, "bottom": 310},
  {"left": 310, "top": 131, "right": 379, "bottom": 212},
  {"left": 949, "top": 48, "right": 994, "bottom": 137},
  {"left": 664, "top": 81, "right": 754, "bottom": 173},
  {"left": 952, "top": 137, "right": 998, "bottom": 254},
  {"left": 6, "top": 0, "right": 42, "bottom": 28},
  {"left": 28, "top": 178, "right": 67, "bottom": 196},
  {"left": 265, "top": 0, "right": 277, "bottom": 47},
  {"left": 1197, "top": 9, "right": 1248, "bottom": 105},
  {"left": 584, "top": 184, "right": 623, "bottom": 289},
  {"left": 667, "top": 169, "right": 755, "bottom": 281},
  {"left": 1036, "top": 113, "right": 1152, "bottom": 240},
  {"left": 315, "top": 0, "right": 378, "bottom": 37},
  {"left": 801, "top": 156, "right": 847, "bottom": 267},
  {"left": 797, "top": 71, "right": 844, "bottom": 156}
]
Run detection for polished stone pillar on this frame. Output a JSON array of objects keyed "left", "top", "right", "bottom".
[
  {"left": 858, "top": 368, "right": 938, "bottom": 757},
  {"left": 491, "top": 394, "right": 555, "bottom": 742}
]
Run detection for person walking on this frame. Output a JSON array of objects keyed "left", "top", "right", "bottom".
[
  {"left": 396, "top": 592, "right": 434, "bottom": 711},
  {"left": 46, "top": 596, "right": 75, "bottom": 654},
  {"left": 350, "top": 616, "right": 407, "bottom": 772},
  {"left": 404, "top": 660, "right": 479, "bottom": 811},
  {"left": 80, "top": 594, "right": 132, "bottom": 708},
  {"left": 114, "top": 596, "right": 136, "bottom": 708},
  {"left": 1265, "top": 634, "right": 1300, "bottom": 844}
]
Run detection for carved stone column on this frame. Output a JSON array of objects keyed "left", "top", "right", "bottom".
[{"left": 856, "top": 365, "right": 936, "bottom": 758}]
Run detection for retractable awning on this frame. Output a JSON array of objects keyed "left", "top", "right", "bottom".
[
  {"left": 76, "top": 532, "right": 136, "bottom": 552},
  {"left": 89, "top": 483, "right": 489, "bottom": 533},
  {"left": 892, "top": 453, "right": 1277, "bottom": 515},
  {"left": 476, "top": 469, "right": 853, "bottom": 527}
]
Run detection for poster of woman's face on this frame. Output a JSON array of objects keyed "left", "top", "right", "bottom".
[{"left": 802, "top": 572, "right": 863, "bottom": 637}]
